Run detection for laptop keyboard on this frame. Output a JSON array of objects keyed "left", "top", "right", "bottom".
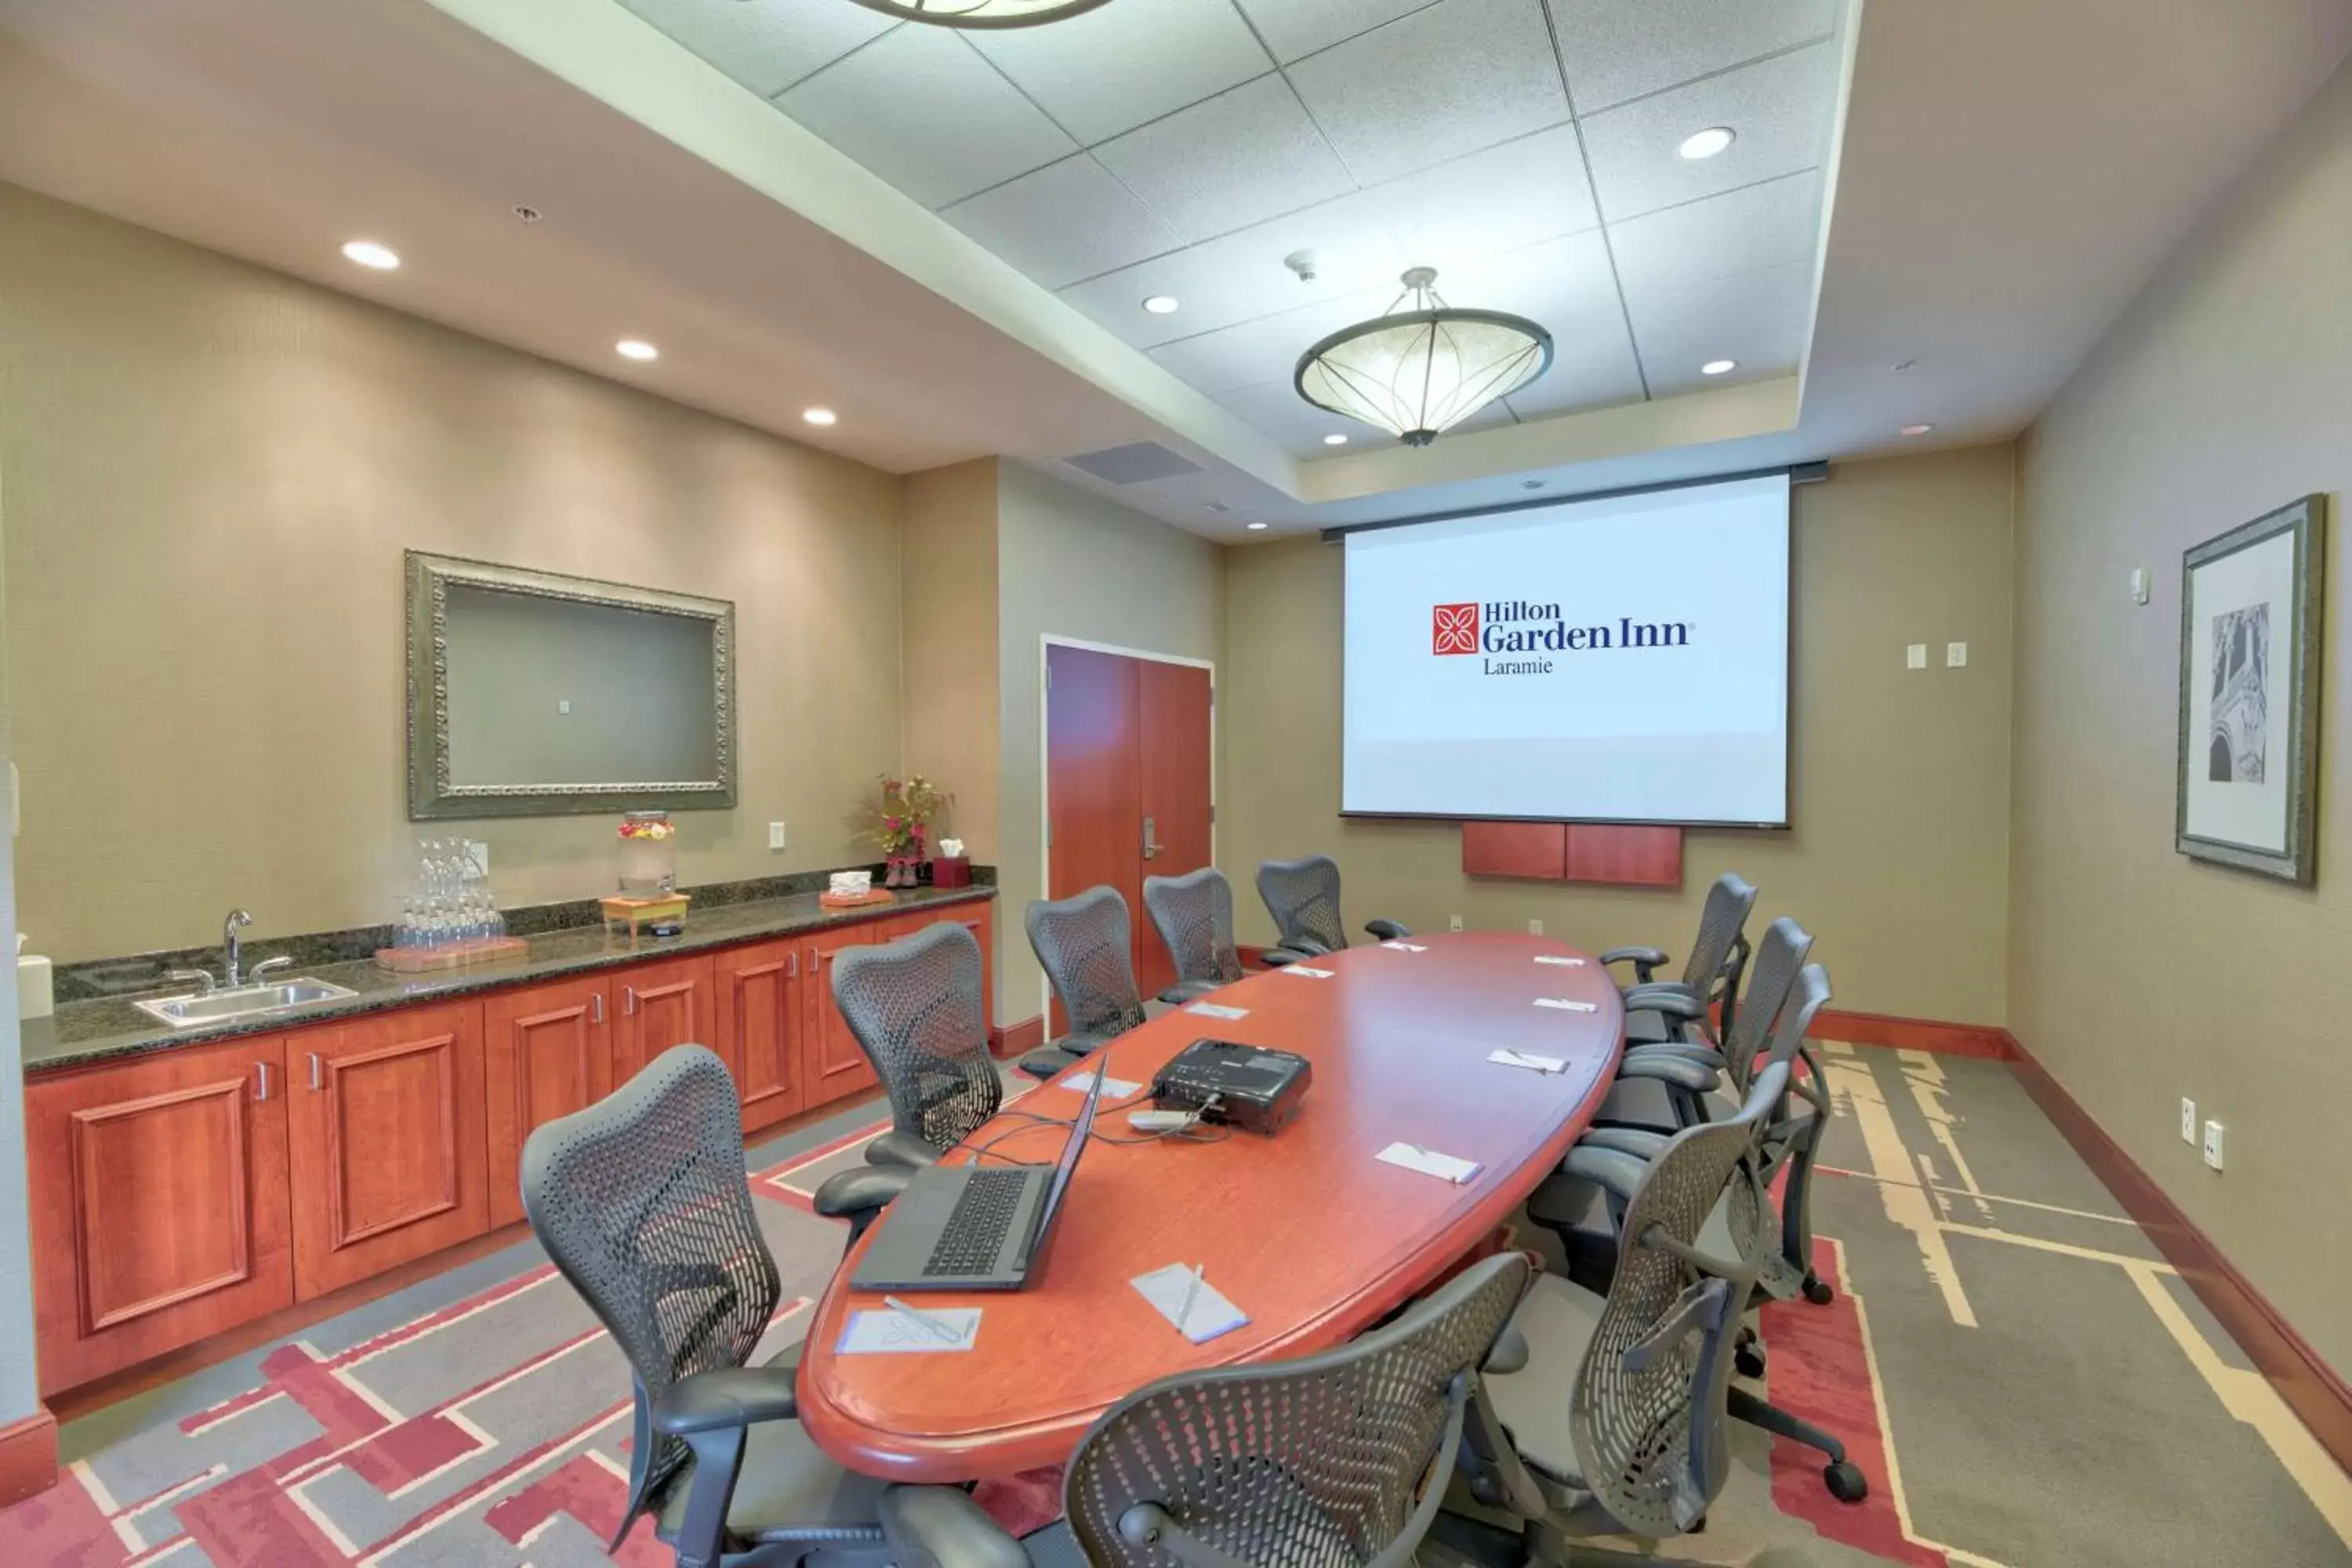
[{"left": 923, "top": 1168, "right": 1031, "bottom": 1277}]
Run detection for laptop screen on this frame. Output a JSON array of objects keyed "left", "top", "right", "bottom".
[{"left": 1033, "top": 1053, "right": 1105, "bottom": 1240}]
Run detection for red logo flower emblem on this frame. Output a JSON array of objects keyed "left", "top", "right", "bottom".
[{"left": 1432, "top": 602, "right": 1480, "bottom": 655}]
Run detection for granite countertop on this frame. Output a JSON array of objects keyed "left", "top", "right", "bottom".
[{"left": 24, "top": 883, "right": 996, "bottom": 1075}]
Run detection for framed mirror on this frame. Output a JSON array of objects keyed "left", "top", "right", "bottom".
[{"left": 406, "top": 551, "right": 737, "bottom": 819}]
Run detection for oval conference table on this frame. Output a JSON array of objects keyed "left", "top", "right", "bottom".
[{"left": 797, "top": 931, "right": 1626, "bottom": 1482}]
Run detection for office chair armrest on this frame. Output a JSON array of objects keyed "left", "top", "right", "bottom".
[
  {"left": 1598, "top": 945, "right": 1670, "bottom": 982},
  {"left": 1363, "top": 918, "right": 1411, "bottom": 941},
  {"left": 1255, "top": 946, "right": 1301, "bottom": 967},
  {"left": 1621, "top": 1042, "right": 1726, "bottom": 1073},
  {"left": 813, "top": 1164, "right": 916, "bottom": 1224},
  {"left": 1483, "top": 1325, "right": 1530, "bottom": 1376},
  {"left": 1159, "top": 978, "right": 1221, "bottom": 1004},
  {"left": 1561, "top": 1144, "right": 1650, "bottom": 1205},
  {"left": 865, "top": 1129, "right": 942, "bottom": 1169},
  {"left": 1620, "top": 982, "right": 1704, "bottom": 1017},
  {"left": 1613, "top": 1054, "right": 1720, "bottom": 1094},
  {"left": 878, "top": 1485, "right": 1030, "bottom": 1568},
  {"left": 1580, "top": 1126, "right": 1669, "bottom": 1160},
  {"left": 650, "top": 1365, "right": 798, "bottom": 1436},
  {"left": 1280, "top": 938, "right": 1334, "bottom": 958}
]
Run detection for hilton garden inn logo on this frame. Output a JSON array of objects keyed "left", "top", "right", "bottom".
[{"left": 1432, "top": 600, "right": 1691, "bottom": 675}]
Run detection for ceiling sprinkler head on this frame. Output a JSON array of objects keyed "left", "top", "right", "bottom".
[{"left": 1283, "top": 249, "right": 1319, "bottom": 284}]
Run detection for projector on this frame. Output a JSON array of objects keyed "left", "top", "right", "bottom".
[{"left": 1151, "top": 1040, "right": 1312, "bottom": 1135}]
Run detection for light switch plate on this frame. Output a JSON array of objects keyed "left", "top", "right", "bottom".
[
  {"left": 1526, "top": 918, "right": 1544, "bottom": 935},
  {"left": 1947, "top": 641, "right": 1969, "bottom": 668},
  {"left": 768, "top": 821, "right": 787, "bottom": 851},
  {"left": 465, "top": 840, "right": 490, "bottom": 874},
  {"left": 2202, "top": 1120, "right": 2225, "bottom": 1171},
  {"left": 557, "top": 699, "right": 572, "bottom": 715},
  {"left": 1906, "top": 644, "right": 1928, "bottom": 670},
  {"left": 2180, "top": 1097, "right": 2197, "bottom": 1143},
  {"left": 1448, "top": 914, "right": 1465, "bottom": 932},
  {"left": 2130, "top": 567, "right": 2151, "bottom": 605}
]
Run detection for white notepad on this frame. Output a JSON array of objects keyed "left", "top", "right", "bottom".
[
  {"left": 1489, "top": 1048, "right": 1566, "bottom": 1074},
  {"left": 1532, "top": 954, "right": 1585, "bottom": 967},
  {"left": 1061, "top": 1069, "right": 1142, "bottom": 1098},
  {"left": 837, "top": 1307, "right": 982, "bottom": 1354},
  {"left": 1185, "top": 1001, "right": 1250, "bottom": 1020},
  {"left": 1376, "top": 1142, "right": 1482, "bottom": 1184},
  {"left": 1131, "top": 1264, "right": 1249, "bottom": 1344},
  {"left": 1381, "top": 941, "right": 1428, "bottom": 952},
  {"left": 1278, "top": 965, "right": 1334, "bottom": 978},
  {"left": 1533, "top": 996, "right": 1598, "bottom": 1012}
]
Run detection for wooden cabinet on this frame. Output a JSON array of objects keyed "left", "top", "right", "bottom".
[
  {"left": 288, "top": 1004, "right": 489, "bottom": 1301},
  {"left": 612, "top": 954, "right": 717, "bottom": 1083},
  {"left": 481, "top": 977, "right": 612, "bottom": 1229},
  {"left": 715, "top": 941, "right": 804, "bottom": 1136},
  {"left": 952, "top": 906, "right": 996, "bottom": 1030},
  {"left": 804, "top": 927, "right": 883, "bottom": 1105},
  {"left": 25, "top": 1035, "right": 292, "bottom": 1396}
]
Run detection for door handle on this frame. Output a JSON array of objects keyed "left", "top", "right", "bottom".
[
  {"left": 308, "top": 1052, "right": 322, "bottom": 1091},
  {"left": 255, "top": 1061, "right": 270, "bottom": 1102},
  {"left": 1142, "top": 815, "right": 1162, "bottom": 858},
  {"left": 624, "top": 985, "right": 638, "bottom": 1016},
  {"left": 590, "top": 991, "right": 604, "bottom": 1025}
]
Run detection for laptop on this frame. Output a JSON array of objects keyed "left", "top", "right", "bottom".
[{"left": 849, "top": 1059, "right": 1106, "bottom": 1292}]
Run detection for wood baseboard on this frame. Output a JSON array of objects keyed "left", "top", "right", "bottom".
[
  {"left": 2006, "top": 1029, "right": 2352, "bottom": 1473},
  {"left": 989, "top": 1015, "right": 1044, "bottom": 1060},
  {"left": 0, "top": 1407, "right": 58, "bottom": 1506},
  {"left": 1809, "top": 1007, "right": 2016, "bottom": 1059}
]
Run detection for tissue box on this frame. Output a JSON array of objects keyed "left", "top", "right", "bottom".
[{"left": 930, "top": 856, "right": 972, "bottom": 888}]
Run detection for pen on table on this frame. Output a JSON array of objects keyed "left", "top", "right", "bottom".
[
  {"left": 884, "top": 1295, "right": 964, "bottom": 1345},
  {"left": 1176, "top": 1263, "right": 1203, "bottom": 1331}
]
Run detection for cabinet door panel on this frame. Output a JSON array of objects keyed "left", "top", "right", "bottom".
[
  {"left": 613, "top": 955, "right": 717, "bottom": 1084},
  {"left": 804, "top": 927, "right": 881, "bottom": 1107},
  {"left": 290, "top": 1004, "right": 488, "bottom": 1300},
  {"left": 719, "top": 942, "right": 803, "bottom": 1135},
  {"left": 28, "top": 1036, "right": 292, "bottom": 1396},
  {"left": 482, "top": 978, "right": 611, "bottom": 1229}
]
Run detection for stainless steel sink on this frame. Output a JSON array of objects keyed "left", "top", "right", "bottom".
[{"left": 135, "top": 977, "right": 358, "bottom": 1029}]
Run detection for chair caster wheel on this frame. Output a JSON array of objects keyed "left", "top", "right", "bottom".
[
  {"left": 1802, "top": 1273, "right": 1835, "bottom": 1306},
  {"left": 1825, "top": 1461, "right": 1868, "bottom": 1503},
  {"left": 1735, "top": 1343, "right": 1767, "bottom": 1381}
]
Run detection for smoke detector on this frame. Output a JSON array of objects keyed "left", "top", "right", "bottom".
[{"left": 1283, "top": 249, "right": 1319, "bottom": 284}]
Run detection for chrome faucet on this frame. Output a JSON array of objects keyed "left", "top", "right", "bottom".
[{"left": 222, "top": 909, "right": 252, "bottom": 988}]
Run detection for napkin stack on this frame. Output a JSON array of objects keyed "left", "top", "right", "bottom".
[{"left": 830, "top": 869, "right": 873, "bottom": 898}]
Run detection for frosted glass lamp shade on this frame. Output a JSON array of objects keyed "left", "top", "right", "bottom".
[
  {"left": 1294, "top": 270, "right": 1552, "bottom": 447},
  {"left": 844, "top": 0, "right": 1116, "bottom": 25}
]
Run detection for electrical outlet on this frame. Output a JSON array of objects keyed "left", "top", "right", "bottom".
[
  {"left": 2180, "top": 1097, "right": 2197, "bottom": 1143},
  {"left": 1906, "top": 643, "right": 1927, "bottom": 670},
  {"left": 1527, "top": 917, "right": 1544, "bottom": 935},
  {"left": 557, "top": 699, "right": 572, "bottom": 715},
  {"left": 1448, "top": 913, "right": 1465, "bottom": 933},
  {"left": 2202, "top": 1120, "right": 2225, "bottom": 1171},
  {"left": 768, "top": 821, "right": 787, "bottom": 851},
  {"left": 1946, "top": 641, "right": 1969, "bottom": 668}
]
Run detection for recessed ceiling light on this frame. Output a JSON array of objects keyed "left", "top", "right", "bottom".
[
  {"left": 1142, "top": 295, "right": 1180, "bottom": 315},
  {"left": 803, "top": 407, "right": 838, "bottom": 426},
  {"left": 340, "top": 239, "right": 400, "bottom": 270},
  {"left": 1900, "top": 423, "right": 1934, "bottom": 437},
  {"left": 1246, "top": 521, "right": 1269, "bottom": 531},
  {"left": 615, "top": 339, "right": 659, "bottom": 361},
  {"left": 1323, "top": 434, "right": 1349, "bottom": 446},
  {"left": 1678, "top": 126, "right": 1736, "bottom": 161},
  {"left": 1701, "top": 358, "right": 1737, "bottom": 376}
]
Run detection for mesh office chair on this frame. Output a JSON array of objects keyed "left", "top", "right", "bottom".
[
  {"left": 1451, "top": 1066, "right": 1788, "bottom": 1564},
  {"left": 1594, "top": 915, "right": 1812, "bottom": 1135},
  {"left": 1015, "top": 885, "right": 1150, "bottom": 1080},
  {"left": 806, "top": 921, "right": 1001, "bottom": 1245},
  {"left": 521, "top": 1046, "right": 1023, "bottom": 1568},
  {"left": 1531, "top": 965, "right": 1867, "bottom": 1504},
  {"left": 1254, "top": 855, "right": 1409, "bottom": 967},
  {"left": 1600, "top": 873, "right": 1756, "bottom": 1047},
  {"left": 1061, "top": 1250, "right": 1530, "bottom": 1568},
  {"left": 1142, "top": 866, "right": 1245, "bottom": 1004}
]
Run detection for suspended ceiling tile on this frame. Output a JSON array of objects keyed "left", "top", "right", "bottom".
[
  {"left": 1577, "top": 40, "right": 1838, "bottom": 221},
  {"left": 1147, "top": 286, "right": 1391, "bottom": 395},
  {"left": 1233, "top": 0, "right": 1443, "bottom": 64},
  {"left": 1093, "top": 73, "right": 1357, "bottom": 241},
  {"left": 941, "top": 154, "right": 1185, "bottom": 289},
  {"left": 1214, "top": 376, "right": 1378, "bottom": 456},
  {"left": 1287, "top": 0, "right": 1570, "bottom": 185},
  {"left": 1361, "top": 123, "right": 1600, "bottom": 273},
  {"left": 1604, "top": 169, "right": 1823, "bottom": 299},
  {"left": 617, "top": 0, "right": 895, "bottom": 100},
  {"left": 1624, "top": 257, "right": 1812, "bottom": 397},
  {"left": 965, "top": 0, "right": 1272, "bottom": 145},
  {"left": 1545, "top": 0, "right": 1838, "bottom": 114},
  {"left": 777, "top": 24, "right": 1075, "bottom": 209}
]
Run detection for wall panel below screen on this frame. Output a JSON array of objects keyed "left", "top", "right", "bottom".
[{"left": 1461, "top": 821, "right": 1682, "bottom": 887}]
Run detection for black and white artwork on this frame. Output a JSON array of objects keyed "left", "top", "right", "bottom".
[{"left": 2178, "top": 496, "right": 2325, "bottom": 883}]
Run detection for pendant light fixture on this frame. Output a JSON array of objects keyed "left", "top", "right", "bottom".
[
  {"left": 1294, "top": 268, "right": 1552, "bottom": 447},
  {"left": 842, "top": 0, "right": 1115, "bottom": 26}
]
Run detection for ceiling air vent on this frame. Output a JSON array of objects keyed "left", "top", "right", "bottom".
[{"left": 1062, "top": 441, "right": 1202, "bottom": 485}]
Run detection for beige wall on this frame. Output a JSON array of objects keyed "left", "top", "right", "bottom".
[
  {"left": 2011, "top": 59, "right": 2352, "bottom": 1374},
  {"left": 1220, "top": 444, "right": 2017, "bottom": 1025},
  {"left": 0, "top": 186, "right": 905, "bottom": 960},
  {"left": 901, "top": 459, "right": 1002, "bottom": 864},
  {"left": 996, "top": 462, "right": 1223, "bottom": 1025}
]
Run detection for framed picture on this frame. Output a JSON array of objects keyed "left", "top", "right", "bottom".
[{"left": 2176, "top": 494, "right": 2327, "bottom": 883}]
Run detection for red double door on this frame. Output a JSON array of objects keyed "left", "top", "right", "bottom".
[{"left": 1044, "top": 643, "right": 1214, "bottom": 1009}]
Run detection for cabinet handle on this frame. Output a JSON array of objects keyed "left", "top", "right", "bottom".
[
  {"left": 591, "top": 991, "right": 604, "bottom": 1025},
  {"left": 255, "top": 1062, "right": 270, "bottom": 1102},
  {"left": 308, "top": 1052, "right": 322, "bottom": 1091},
  {"left": 624, "top": 985, "right": 638, "bottom": 1016},
  {"left": 787, "top": 951, "right": 798, "bottom": 978}
]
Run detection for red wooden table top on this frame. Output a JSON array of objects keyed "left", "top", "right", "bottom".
[{"left": 795, "top": 931, "right": 1624, "bottom": 1480}]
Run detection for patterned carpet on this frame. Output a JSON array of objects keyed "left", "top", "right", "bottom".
[{"left": 0, "top": 1044, "right": 2344, "bottom": 1566}]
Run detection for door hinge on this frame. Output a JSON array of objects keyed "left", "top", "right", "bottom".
[{"left": 1209, "top": 804, "right": 1217, "bottom": 823}]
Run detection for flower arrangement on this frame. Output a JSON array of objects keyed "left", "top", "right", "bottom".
[
  {"left": 870, "top": 775, "right": 949, "bottom": 886},
  {"left": 617, "top": 816, "right": 675, "bottom": 840}
]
